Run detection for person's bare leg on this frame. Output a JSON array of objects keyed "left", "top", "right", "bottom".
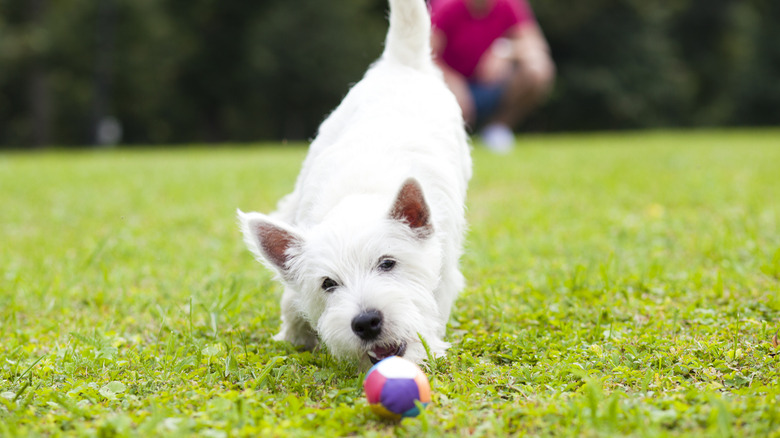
[
  {"left": 490, "top": 25, "right": 555, "bottom": 128},
  {"left": 491, "top": 56, "right": 554, "bottom": 127},
  {"left": 467, "top": 45, "right": 515, "bottom": 152}
]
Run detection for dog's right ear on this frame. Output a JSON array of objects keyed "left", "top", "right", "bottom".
[
  {"left": 390, "top": 178, "right": 433, "bottom": 239},
  {"left": 237, "top": 209, "right": 302, "bottom": 278}
]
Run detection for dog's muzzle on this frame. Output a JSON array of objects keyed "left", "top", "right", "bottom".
[{"left": 352, "top": 310, "right": 407, "bottom": 364}]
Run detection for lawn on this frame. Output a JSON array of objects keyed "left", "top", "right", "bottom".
[{"left": 1, "top": 129, "right": 779, "bottom": 437}]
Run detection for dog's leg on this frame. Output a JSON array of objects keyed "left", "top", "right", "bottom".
[{"left": 273, "top": 288, "right": 318, "bottom": 350}]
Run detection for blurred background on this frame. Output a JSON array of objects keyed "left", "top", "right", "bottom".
[{"left": 1, "top": 0, "right": 778, "bottom": 148}]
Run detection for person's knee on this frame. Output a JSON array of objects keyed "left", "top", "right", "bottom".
[
  {"left": 523, "top": 55, "right": 555, "bottom": 97},
  {"left": 498, "top": 54, "right": 554, "bottom": 120}
]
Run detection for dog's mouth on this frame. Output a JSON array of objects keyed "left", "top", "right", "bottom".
[{"left": 367, "top": 341, "right": 407, "bottom": 365}]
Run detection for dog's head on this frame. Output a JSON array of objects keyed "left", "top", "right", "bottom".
[{"left": 239, "top": 178, "right": 447, "bottom": 366}]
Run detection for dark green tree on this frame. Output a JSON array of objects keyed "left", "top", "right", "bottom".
[{"left": 1, "top": 0, "right": 778, "bottom": 147}]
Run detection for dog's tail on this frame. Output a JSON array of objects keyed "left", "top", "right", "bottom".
[{"left": 384, "top": 0, "right": 433, "bottom": 70}]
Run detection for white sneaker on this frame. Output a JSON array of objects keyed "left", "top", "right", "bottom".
[{"left": 480, "top": 123, "right": 515, "bottom": 153}]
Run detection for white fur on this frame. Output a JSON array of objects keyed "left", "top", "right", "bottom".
[{"left": 239, "top": 0, "right": 471, "bottom": 368}]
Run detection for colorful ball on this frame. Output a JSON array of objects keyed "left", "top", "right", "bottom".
[{"left": 363, "top": 356, "right": 431, "bottom": 420}]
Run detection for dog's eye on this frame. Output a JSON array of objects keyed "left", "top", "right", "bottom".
[
  {"left": 321, "top": 277, "right": 339, "bottom": 292},
  {"left": 378, "top": 258, "right": 396, "bottom": 272}
]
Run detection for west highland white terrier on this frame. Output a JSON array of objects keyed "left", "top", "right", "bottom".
[{"left": 238, "top": 0, "right": 471, "bottom": 368}]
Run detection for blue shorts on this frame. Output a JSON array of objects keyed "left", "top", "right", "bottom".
[{"left": 468, "top": 80, "right": 508, "bottom": 127}]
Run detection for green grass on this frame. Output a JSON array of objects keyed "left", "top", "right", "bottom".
[{"left": 1, "top": 129, "right": 779, "bottom": 437}]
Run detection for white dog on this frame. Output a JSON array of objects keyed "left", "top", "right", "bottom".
[{"left": 238, "top": 0, "right": 471, "bottom": 368}]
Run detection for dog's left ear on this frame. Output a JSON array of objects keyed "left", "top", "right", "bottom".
[{"left": 389, "top": 178, "right": 433, "bottom": 238}]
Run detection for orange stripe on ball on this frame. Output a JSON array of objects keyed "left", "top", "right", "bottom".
[{"left": 413, "top": 373, "right": 431, "bottom": 403}]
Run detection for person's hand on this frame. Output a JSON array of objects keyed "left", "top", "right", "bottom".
[{"left": 473, "top": 38, "right": 514, "bottom": 85}]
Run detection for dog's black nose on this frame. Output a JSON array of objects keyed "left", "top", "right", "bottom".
[{"left": 351, "top": 310, "right": 383, "bottom": 341}]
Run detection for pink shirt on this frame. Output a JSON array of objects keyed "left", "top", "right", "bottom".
[{"left": 431, "top": 0, "right": 535, "bottom": 78}]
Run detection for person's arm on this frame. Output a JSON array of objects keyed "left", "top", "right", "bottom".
[
  {"left": 505, "top": 22, "right": 553, "bottom": 68},
  {"left": 432, "top": 28, "right": 476, "bottom": 125}
]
